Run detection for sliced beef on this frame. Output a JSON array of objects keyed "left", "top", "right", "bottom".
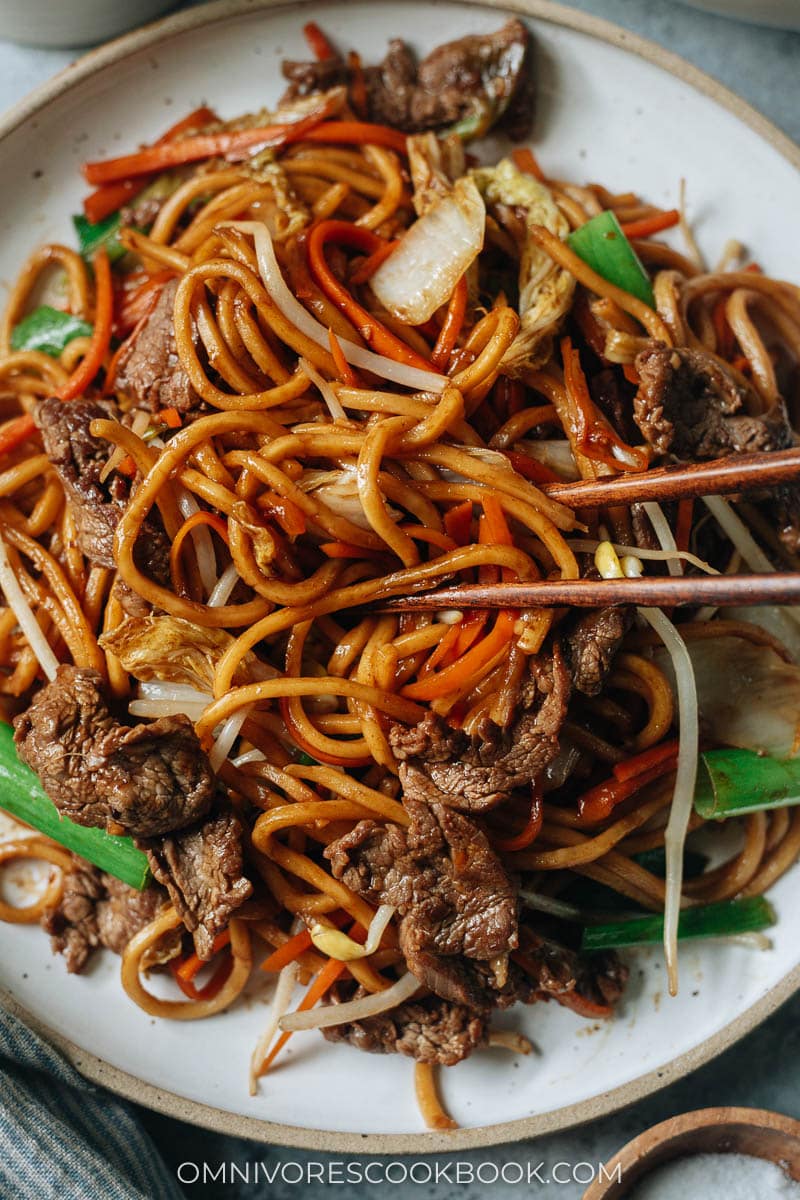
[
  {"left": 13, "top": 665, "right": 215, "bottom": 837},
  {"left": 325, "top": 797, "right": 517, "bottom": 1008},
  {"left": 35, "top": 396, "right": 120, "bottom": 568},
  {"left": 322, "top": 991, "right": 487, "bottom": 1065},
  {"left": 564, "top": 606, "right": 632, "bottom": 697},
  {"left": 281, "top": 20, "right": 534, "bottom": 138},
  {"left": 142, "top": 810, "right": 252, "bottom": 959},
  {"left": 389, "top": 648, "right": 569, "bottom": 813},
  {"left": 41, "top": 858, "right": 177, "bottom": 974},
  {"left": 115, "top": 278, "right": 200, "bottom": 413},
  {"left": 516, "top": 930, "right": 628, "bottom": 1018},
  {"left": 633, "top": 343, "right": 789, "bottom": 460}
]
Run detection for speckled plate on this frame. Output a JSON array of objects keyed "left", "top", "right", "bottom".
[{"left": 1, "top": 0, "right": 800, "bottom": 1154}]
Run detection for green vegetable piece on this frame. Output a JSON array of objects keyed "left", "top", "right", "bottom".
[
  {"left": 73, "top": 211, "right": 127, "bottom": 264},
  {"left": 296, "top": 752, "right": 319, "bottom": 767},
  {"left": 580, "top": 895, "right": 776, "bottom": 952},
  {"left": 695, "top": 748, "right": 800, "bottom": 819},
  {"left": 0, "top": 723, "right": 150, "bottom": 890},
  {"left": 10, "top": 306, "right": 93, "bottom": 358},
  {"left": 563, "top": 847, "right": 708, "bottom": 915},
  {"left": 567, "top": 210, "right": 655, "bottom": 308}
]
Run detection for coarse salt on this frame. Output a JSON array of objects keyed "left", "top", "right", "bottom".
[{"left": 630, "top": 1152, "right": 800, "bottom": 1199}]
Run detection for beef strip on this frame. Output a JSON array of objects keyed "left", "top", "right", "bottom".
[
  {"left": 42, "top": 858, "right": 177, "bottom": 974},
  {"left": 516, "top": 930, "right": 628, "bottom": 1018},
  {"left": 35, "top": 396, "right": 120, "bottom": 568},
  {"left": 633, "top": 343, "right": 789, "bottom": 460},
  {"left": 564, "top": 606, "right": 632, "bottom": 697},
  {"left": 115, "top": 278, "right": 200, "bottom": 413},
  {"left": 13, "top": 665, "right": 215, "bottom": 837},
  {"left": 389, "top": 648, "right": 569, "bottom": 814},
  {"left": 634, "top": 342, "right": 800, "bottom": 552},
  {"left": 325, "top": 797, "right": 517, "bottom": 1008},
  {"left": 322, "top": 990, "right": 488, "bottom": 1065},
  {"left": 142, "top": 809, "right": 252, "bottom": 959},
  {"left": 282, "top": 20, "right": 534, "bottom": 138}
]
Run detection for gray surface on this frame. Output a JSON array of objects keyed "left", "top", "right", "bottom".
[{"left": 0, "top": 1, "right": 798, "bottom": 1196}]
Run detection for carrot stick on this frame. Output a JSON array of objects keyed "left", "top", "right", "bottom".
[
  {"left": 502, "top": 450, "right": 561, "bottom": 484},
  {"left": 612, "top": 737, "right": 680, "bottom": 783},
  {"left": 443, "top": 500, "right": 473, "bottom": 545},
  {"left": 303, "top": 20, "right": 337, "bottom": 60},
  {"left": 620, "top": 209, "right": 680, "bottom": 238},
  {"left": 261, "top": 928, "right": 313, "bottom": 973},
  {"left": 511, "top": 146, "right": 546, "bottom": 182},
  {"left": 0, "top": 413, "right": 36, "bottom": 457},
  {"left": 308, "top": 221, "right": 436, "bottom": 372},
  {"left": 302, "top": 121, "right": 408, "bottom": 156},
  {"left": 328, "top": 327, "right": 360, "bottom": 386},
  {"left": 349, "top": 240, "right": 398, "bottom": 285},
  {"left": 56, "top": 248, "right": 113, "bottom": 402},
  {"left": 347, "top": 50, "right": 369, "bottom": 120},
  {"left": 320, "top": 541, "right": 386, "bottom": 559},
  {"left": 169, "top": 510, "right": 229, "bottom": 592},
  {"left": 578, "top": 753, "right": 678, "bottom": 823},
  {"left": 402, "top": 610, "right": 516, "bottom": 701},
  {"left": 492, "top": 784, "right": 543, "bottom": 852},
  {"left": 176, "top": 930, "right": 231, "bottom": 983},
  {"left": 674, "top": 498, "right": 694, "bottom": 555},
  {"left": 258, "top": 957, "right": 347, "bottom": 1076},
  {"left": 431, "top": 275, "right": 467, "bottom": 370},
  {"left": 157, "top": 406, "right": 182, "bottom": 429}
]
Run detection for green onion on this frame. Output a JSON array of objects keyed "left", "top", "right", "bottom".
[
  {"left": 580, "top": 896, "right": 776, "bottom": 952},
  {"left": 695, "top": 748, "right": 800, "bottom": 819},
  {"left": 10, "top": 306, "right": 93, "bottom": 357},
  {"left": 73, "top": 211, "right": 127, "bottom": 264},
  {"left": 567, "top": 210, "right": 655, "bottom": 308},
  {"left": 0, "top": 723, "right": 150, "bottom": 890},
  {"left": 296, "top": 751, "right": 319, "bottom": 767}
]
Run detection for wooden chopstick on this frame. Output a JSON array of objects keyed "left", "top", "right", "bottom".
[
  {"left": 374, "top": 572, "right": 800, "bottom": 612},
  {"left": 541, "top": 447, "right": 800, "bottom": 509}
]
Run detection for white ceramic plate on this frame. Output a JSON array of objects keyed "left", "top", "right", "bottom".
[{"left": 1, "top": 0, "right": 800, "bottom": 1154}]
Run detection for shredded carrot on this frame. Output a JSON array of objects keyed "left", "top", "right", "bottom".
[
  {"left": 176, "top": 930, "right": 231, "bottom": 983},
  {"left": 82, "top": 100, "right": 339, "bottom": 186},
  {"left": 347, "top": 50, "right": 369, "bottom": 119},
  {"left": 261, "top": 928, "right": 313, "bottom": 973},
  {"left": 402, "top": 609, "right": 516, "bottom": 701},
  {"left": 744, "top": 262, "right": 762, "bottom": 274},
  {"left": 620, "top": 209, "right": 680, "bottom": 238},
  {"left": 320, "top": 541, "right": 385, "bottom": 559},
  {"left": 157, "top": 406, "right": 182, "bottom": 429},
  {"left": 116, "top": 455, "right": 137, "bottom": 478},
  {"left": 454, "top": 610, "right": 488, "bottom": 655},
  {"left": 308, "top": 221, "right": 436, "bottom": 372},
  {"left": 169, "top": 510, "right": 229, "bottom": 592},
  {"left": 481, "top": 494, "right": 513, "bottom": 547},
  {"left": 511, "top": 146, "right": 546, "bottom": 183},
  {"left": 327, "top": 327, "right": 360, "bottom": 386},
  {"left": 302, "top": 121, "right": 409, "bottom": 156},
  {"left": 414, "top": 1062, "right": 457, "bottom": 1131},
  {"left": 674, "top": 499, "right": 694, "bottom": 555},
  {"left": 348, "top": 240, "right": 398, "bottom": 285},
  {"left": 612, "top": 738, "right": 680, "bottom": 783},
  {"left": 56, "top": 248, "right": 113, "bottom": 402},
  {"left": 420, "top": 623, "right": 464, "bottom": 676},
  {"left": 279, "top": 696, "right": 373, "bottom": 768},
  {"left": 116, "top": 270, "right": 172, "bottom": 337},
  {"left": 303, "top": 20, "right": 337, "bottom": 60},
  {"left": 562, "top": 336, "right": 650, "bottom": 471},
  {"left": 502, "top": 450, "right": 561, "bottom": 484},
  {"left": 578, "top": 752, "right": 678, "bottom": 823},
  {"left": 492, "top": 783, "right": 543, "bottom": 852},
  {"left": 431, "top": 275, "right": 468, "bottom": 370},
  {"left": 260, "top": 492, "right": 307, "bottom": 538},
  {"left": 0, "top": 413, "right": 36, "bottom": 457},
  {"left": 399, "top": 524, "right": 456, "bottom": 553},
  {"left": 170, "top": 929, "right": 233, "bottom": 1001},
  {"left": 443, "top": 500, "right": 473, "bottom": 545},
  {"left": 258, "top": 956, "right": 347, "bottom": 1076},
  {"left": 622, "top": 363, "right": 640, "bottom": 385},
  {"left": 730, "top": 354, "right": 750, "bottom": 374}
]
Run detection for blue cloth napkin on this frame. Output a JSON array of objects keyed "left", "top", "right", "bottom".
[{"left": 0, "top": 1006, "right": 184, "bottom": 1200}]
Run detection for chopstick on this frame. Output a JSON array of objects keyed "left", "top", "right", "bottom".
[
  {"left": 540, "top": 447, "right": 800, "bottom": 508},
  {"left": 373, "top": 572, "right": 800, "bottom": 612}
]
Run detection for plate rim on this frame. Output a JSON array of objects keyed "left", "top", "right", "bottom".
[{"left": 2, "top": 0, "right": 800, "bottom": 1154}]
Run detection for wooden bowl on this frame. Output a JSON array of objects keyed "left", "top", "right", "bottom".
[{"left": 583, "top": 1107, "right": 800, "bottom": 1198}]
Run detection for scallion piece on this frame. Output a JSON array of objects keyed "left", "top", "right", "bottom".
[
  {"left": 580, "top": 896, "right": 776, "bottom": 952},
  {"left": 695, "top": 748, "right": 800, "bottom": 819},
  {"left": 73, "top": 211, "right": 127, "bottom": 264},
  {"left": 10, "top": 306, "right": 93, "bottom": 357},
  {"left": 567, "top": 210, "right": 655, "bottom": 308},
  {"left": 0, "top": 723, "right": 150, "bottom": 890}
]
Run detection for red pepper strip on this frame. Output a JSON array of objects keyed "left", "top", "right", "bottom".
[
  {"left": 56, "top": 248, "right": 113, "bottom": 401},
  {"left": 327, "top": 327, "right": 360, "bottom": 387},
  {"left": 620, "top": 209, "right": 680, "bottom": 238},
  {"left": 0, "top": 413, "right": 36, "bottom": 457},
  {"left": 431, "top": 275, "right": 468, "bottom": 370},
  {"left": 347, "top": 50, "right": 369, "bottom": 119},
  {"left": 279, "top": 696, "right": 373, "bottom": 768},
  {"left": 83, "top": 106, "right": 219, "bottom": 223},
  {"left": 612, "top": 738, "right": 680, "bottom": 783},
  {"left": 443, "top": 500, "right": 473, "bottom": 545},
  {"left": 349, "top": 240, "right": 398, "bottom": 286},
  {"left": 511, "top": 146, "right": 546, "bottom": 183},
  {"left": 82, "top": 100, "right": 338, "bottom": 186},
  {"left": 492, "top": 784, "right": 544, "bottom": 852},
  {"left": 503, "top": 450, "right": 561, "bottom": 484},
  {"left": 307, "top": 221, "right": 438, "bottom": 373},
  {"left": 578, "top": 753, "right": 679, "bottom": 824},
  {"left": 674, "top": 499, "right": 694, "bottom": 556},
  {"left": 303, "top": 20, "right": 337, "bottom": 60},
  {"left": 258, "top": 957, "right": 347, "bottom": 1076}
]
